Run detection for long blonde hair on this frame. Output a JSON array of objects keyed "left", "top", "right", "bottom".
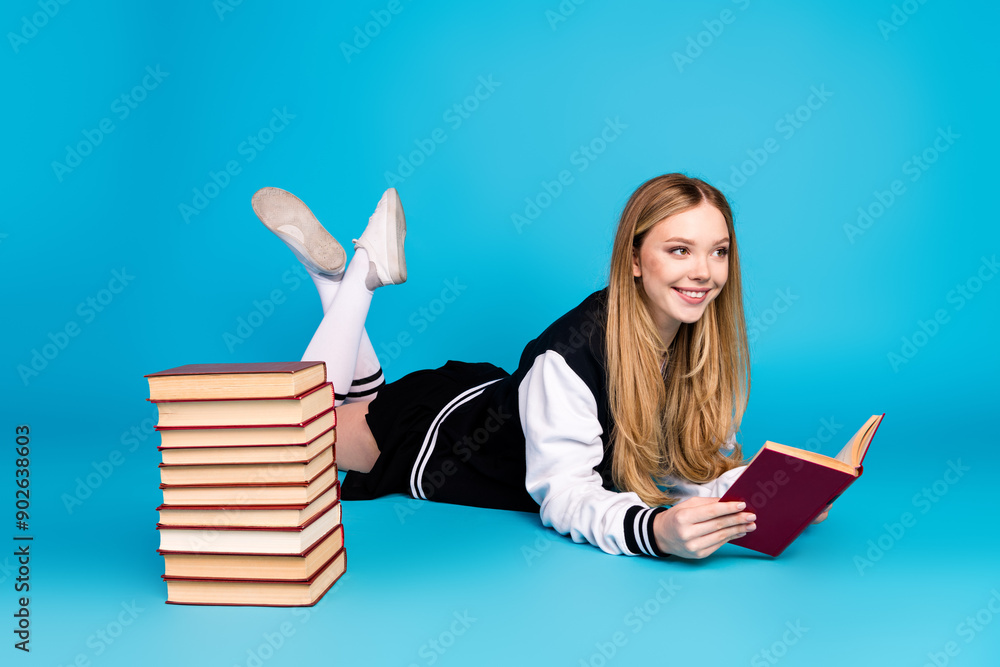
[{"left": 606, "top": 174, "right": 749, "bottom": 506}]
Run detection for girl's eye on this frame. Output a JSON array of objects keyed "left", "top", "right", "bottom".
[
  {"left": 713, "top": 247, "right": 729, "bottom": 257},
  {"left": 669, "top": 247, "right": 689, "bottom": 256}
]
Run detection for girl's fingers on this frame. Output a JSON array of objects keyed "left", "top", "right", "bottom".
[
  {"left": 683, "top": 499, "right": 748, "bottom": 523},
  {"left": 686, "top": 512, "right": 755, "bottom": 550},
  {"left": 668, "top": 499, "right": 755, "bottom": 556},
  {"left": 688, "top": 523, "right": 749, "bottom": 558},
  {"left": 699, "top": 507, "right": 755, "bottom": 534}
]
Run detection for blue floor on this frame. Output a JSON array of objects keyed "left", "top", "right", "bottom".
[{"left": 24, "top": 417, "right": 1000, "bottom": 666}]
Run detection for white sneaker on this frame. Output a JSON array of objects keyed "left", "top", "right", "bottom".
[
  {"left": 353, "top": 188, "right": 407, "bottom": 287},
  {"left": 251, "top": 187, "right": 346, "bottom": 276}
]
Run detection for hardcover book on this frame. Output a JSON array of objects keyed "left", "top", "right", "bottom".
[
  {"left": 151, "top": 383, "right": 334, "bottom": 428},
  {"left": 158, "top": 428, "right": 335, "bottom": 465},
  {"left": 156, "top": 481, "right": 341, "bottom": 528},
  {"left": 157, "top": 502, "right": 342, "bottom": 554},
  {"left": 720, "top": 414, "right": 884, "bottom": 557},
  {"left": 158, "top": 445, "right": 334, "bottom": 486},
  {"left": 159, "top": 462, "right": 339, "bottom": 506},
  {"left": 147, "top": 360, "right": 346, "bottom": 607},
  {"left": 163, "top": 547, "right": 346, "bottom": 606},
  {"left": 160, "top": 524, "right": 345, "bottom": 580},
  {"left": 146, "top": 361, "right": 326, "bottom": 401},
  {"left": 156, "top": 407, "right": 336, "bottom": 448}
]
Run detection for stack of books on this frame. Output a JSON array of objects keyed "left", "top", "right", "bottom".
[{"left": 145, "top": 362, "right": 345, "bottom": 606}]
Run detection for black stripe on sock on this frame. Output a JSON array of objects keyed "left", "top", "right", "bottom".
[
  {"left": 352, "top": 368, "right": 384, "bottom": 386},
  {"left": 346, "top": 380, "right": 385, "bottom": 398}
]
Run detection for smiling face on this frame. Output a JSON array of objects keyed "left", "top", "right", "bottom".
[{"left": 631, "top": 200, "right": 730, "bottom": 346}]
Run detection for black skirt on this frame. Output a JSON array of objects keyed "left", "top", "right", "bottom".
[{"left": 340, "top": 360, "right": 538, "bottom": 513}]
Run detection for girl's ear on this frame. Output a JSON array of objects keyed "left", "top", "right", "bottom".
[{"left": 632, "top": 248, "right": 642, "bottom": 278}]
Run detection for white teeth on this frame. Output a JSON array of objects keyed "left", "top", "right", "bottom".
[{"left": 676, "top": 289, "right": 706, "bottom": 299}]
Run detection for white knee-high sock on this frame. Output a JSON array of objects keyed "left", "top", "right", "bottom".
[
  {"left": 307, "top": 270, "right": 343, "bottom": 314},
  {"left": 304, "top": 265, "right": 384, "bottom": 404},
  {"left": 302, "top": 248, "right": 382, "bottom": 406},
  {"left": 345, "top": 335, "right": 384, "bottom": 403}
]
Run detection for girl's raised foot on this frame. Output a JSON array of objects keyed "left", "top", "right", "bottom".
[
  {"left": 251, "top": 187, "right": 346, "bottom": 276},
  {"left": 352, "top": 188, "right": 407, "bottom": 289}
]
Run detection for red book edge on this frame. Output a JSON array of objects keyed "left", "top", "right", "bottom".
[
  {"left": 157, "top": 524, "right": 344, "bottom": 558},
  {"left": 159, "top": 444, "right": 334, "bottom": 469},
  {"left": 159, "top": 460, "right": 337, "bottom": 489},
  {"left": 146, "top": 361, "right": 325, "bottom": 378},
  {"left": 161, "top": 546, "right": 345, "bottom": 584},
  {"left": 156, "top": 481, "right": 340, "bottom": 512},
  {"left": 157, "top": 426, "right": 336, "bottom": 451},
  {"left": 156, "top": 500, "right": 341, "bottom": 533},
  {"left": 162, "top": 550, "right": 346, "bottom": 607},
  {"left": 148, "top": 382, "right": 333, "bottom": 404},
  {"left": 156, "top": 405, "right": 337, "bottom": 431}
]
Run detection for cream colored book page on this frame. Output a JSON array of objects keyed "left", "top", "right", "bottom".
[{"left": 833, "top": 416, "right": 878, "bottom": 467}]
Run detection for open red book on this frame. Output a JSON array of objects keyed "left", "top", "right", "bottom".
[{"left": 720, "top": 414, "right": 884, "bottom": 557}]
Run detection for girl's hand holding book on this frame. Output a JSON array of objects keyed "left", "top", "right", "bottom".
[{"left": 653, "top": 497, "right": 756, "bottom": 559}]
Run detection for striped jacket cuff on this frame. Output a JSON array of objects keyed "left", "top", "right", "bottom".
[{"left": 623, "top": 506, "right": 669, "bottom": 557}]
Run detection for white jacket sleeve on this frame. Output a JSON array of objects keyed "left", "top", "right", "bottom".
[
  {"left": 660, "top": 465, "right": 747, "bottom": 501},
  {"left": 519, "top": 351, "right": 667, "bottom": 557}
]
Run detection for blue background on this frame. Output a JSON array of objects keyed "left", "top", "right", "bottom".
[{"left": 3, "top": 0, "right": 998, "bottom": 665}]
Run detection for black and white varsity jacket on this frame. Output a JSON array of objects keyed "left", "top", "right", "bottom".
[
  {"left": 509, "top": 289, "right": 673, "bottom": 557},
  {"left": 408, "top": 289, "right": 739, "bottom": 557}
]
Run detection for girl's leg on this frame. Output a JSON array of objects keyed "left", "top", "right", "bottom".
[
  {"left": 334, "top": 402, "right": 380, "bottom": 473},
  {"left": 301, "top": 186, "right": 405, "bottom": 403},
  {"left": 252, "top": 186, "right": 405, "bottom": 470},
  {"left": 299, "top": 251, "right": 382, "bottom": 471},
  {"left": 251, "top": 187, "right": 389, "bottom": 404},
  {"left": 296, "top": 188, "right": 406, "bottom": 471},
  {"left": 301, "top": 246, "right": 374, "bottom": 405},
  {"left": 308, "top": 267, "right": 385, "bottom": 404}
]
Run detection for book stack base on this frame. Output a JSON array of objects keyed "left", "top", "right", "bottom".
[
  {"left": 146, "top": 362, "right": 345, "bottom": 606},
  {"left": 160, "top": 525, "right": 346, "bottom": 607}
]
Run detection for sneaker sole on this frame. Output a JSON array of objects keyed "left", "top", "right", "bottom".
[
  {"left": 251, "top": 187, "right": 346, "bottom": 275},
  {"left": 384, "top": 188, "right": 407, "bottom": 284}
]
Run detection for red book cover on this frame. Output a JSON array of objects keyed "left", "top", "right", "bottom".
[
  {"left": 158, "top": 460, "right": 337, "bottom": 488},
  {"left": 146, "top": 361, "right": 328, "bottom": 401},
  {"left": 147, "top": 381, "right": 332, "bottom": 404},
  {"left": 156, "top": 500, "right": 341, "bottom": 533},
  {"left": 720, "top": 449, "right": 856, "bottom": 557},
  {"left": 156, "top": 479, "right": 340, "bottom": 512},
  {"left": 162, "top": 547, "right": 347, "bottom": 607},
  {"left": 156, "top": 425, "right": 335, "bottom": 452},
  {"left": 157, "top": 523, "right": 344, "bottom": 558},
  {"left": 720, "top": 414, "right": 884, "bottom": 557},
  {"left": 155, "top": 405, "right": 336, "bottom": 431},
  {"left": 161, "top": 547, "right": 345, "bottom": 583},
  {"left": 151, "top": 383, "right": 334, "bottom": 430},
  {"left": 145, "top": 362, "right": 324, "bottom": 377}
]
